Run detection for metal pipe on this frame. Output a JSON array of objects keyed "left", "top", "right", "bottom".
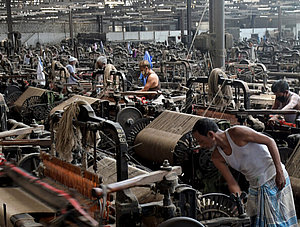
[
  {"left": 268, "top": 72, "right": 300, "bottom": 79},
  {"left": 3, "top": 203, "right": 7, "bottom": 227}
]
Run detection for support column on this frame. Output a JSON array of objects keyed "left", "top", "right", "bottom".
[
  {"left": 187, "top": 0, "right": 192, "bottom": 47},
  {"left": 278, "top": 5, "right": 282, "bottom": 40},
  {"left": 209, "top": 0, "right": 214, "bottom": 34},
  {"left": 210, "top": 0, "right": 225, "bottom": 69},
  {"left": 97, "top": 15, "right": 103, "bottom": 33},
  {"left": 181, "top": 9, "right": 185, "bottom": 41},
  {"left": 112, "top": 20, "right": 116, "bottom": 32},
  {"left": 69, "top": 8, "right": 74, "bottom": 50},
  {"left": 100, "top": 15, "right": 103, "bottom": 33},
  {"left": 5, "top": 0, "right": 13, "bottom": 41}
]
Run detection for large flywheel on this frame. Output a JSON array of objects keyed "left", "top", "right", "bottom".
[{"left": 116, "top": 107, "right": 143, "bottom": 137}]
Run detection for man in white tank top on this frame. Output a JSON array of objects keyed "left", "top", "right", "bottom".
[{"left": 192, "top": 118, "right": 297, "bottom": 227}]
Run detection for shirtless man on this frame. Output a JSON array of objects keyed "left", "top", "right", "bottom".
[{"left": 138, "top": 60, "right": 160, "bottom": 91}]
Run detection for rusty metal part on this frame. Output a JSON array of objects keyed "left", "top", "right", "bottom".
[{"left": 134, "top": 111, "right": 204, "bottom": 164}]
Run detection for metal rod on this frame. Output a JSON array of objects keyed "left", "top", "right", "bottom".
[
  {"left": 3, "top": 203, "right": 7, "bottom": 227},
  {"left": 93, "top": 130, "right": 97, "bottom": 173}
]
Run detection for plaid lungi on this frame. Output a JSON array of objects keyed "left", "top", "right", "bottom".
[{"left": 247, "top": 172, "right": 298, "bottom": 227}]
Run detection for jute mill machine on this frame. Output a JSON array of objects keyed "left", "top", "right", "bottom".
[{"left": 129, "top": 110, "right": 231, "bottom": 191}]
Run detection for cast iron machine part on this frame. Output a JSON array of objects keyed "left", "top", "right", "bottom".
[
  {"left": 92, "top": 161, "right": 200, "bottom": 226},
  {"left": 230, "top": 192, "right": 247, "bottom": 218},
  {"left": 116, "top": 106, "right": 143, "bottom": 137},
  {"left": 198, "top": 192, "right": 250, "bottom": 226},
  {"left": 184, "top": 76, "right": 251, "bottom": 113},
  {"left": 55, "top": 103, "right": 141, "bottom": 226},
  {"left": 93, "top": 69, "right": 128, "bottom": 92}
]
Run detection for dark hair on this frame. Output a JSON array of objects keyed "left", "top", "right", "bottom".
[
  {"left": 192, "top": 118, "right": 219, "bottom": 136},
  {"left": 139, "top": 60, "right": 151, "bottom": 68},
  {"left": 271, "top": 80, "right": 289, "bottom": 93}
]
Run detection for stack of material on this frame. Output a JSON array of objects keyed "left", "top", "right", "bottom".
[{"left": 134, "top": 110, "right": 204, "bottom": 164}]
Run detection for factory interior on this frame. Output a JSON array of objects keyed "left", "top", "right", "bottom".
[{"left": 0, "top": 0, "right": 300, "bottom": 226}]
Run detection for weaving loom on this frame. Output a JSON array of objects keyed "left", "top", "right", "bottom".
[{"left": 40, "top": 152, "right": 100, "bottom": 200}]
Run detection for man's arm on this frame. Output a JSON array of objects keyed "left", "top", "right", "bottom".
[
  {"left": 212, "top": 150, "right": 241, "bottom": 194},
  {"left": 272, "top": 98, "right": 280, "bottom": 109},
  {"left": 270, "top": 99, "right": 281, "bottom": 122},
  {"left": 281, "top": 94, "right": 298, "bottom": 110},
  {"left": 71, "top": 72, "right": 81, "bottom": 80},
  {"left": 141, "top": 74, "right": 156, "bottom": 91},
  {"left": 230, "top": 127, "right": 285, "bottom": 190}
]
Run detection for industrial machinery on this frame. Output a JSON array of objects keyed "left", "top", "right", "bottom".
[
  {"left": 127, "top": 110, "right": 230, "bottom": 191},
  {"left": 0, "top": 100, "right": 253, "bottom": 226}
]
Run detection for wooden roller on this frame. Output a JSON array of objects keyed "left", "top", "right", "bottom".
[{"left": 134, "top": 111, "right": 204, "bottom": 164}]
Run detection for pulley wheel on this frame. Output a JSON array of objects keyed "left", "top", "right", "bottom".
[
  {"left": 116, "top": 107, "right": 142, "bottom": 137},
  {"left": 18, "top": 153, "right": 41, "bottom": 177}
]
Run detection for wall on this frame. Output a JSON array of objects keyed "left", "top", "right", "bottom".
[
  {"left": 106, "top": 30, "right": 187, "bottom": 43},
  {"left": 239, "top": 28, "right": 277, "bottom": 40}
]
